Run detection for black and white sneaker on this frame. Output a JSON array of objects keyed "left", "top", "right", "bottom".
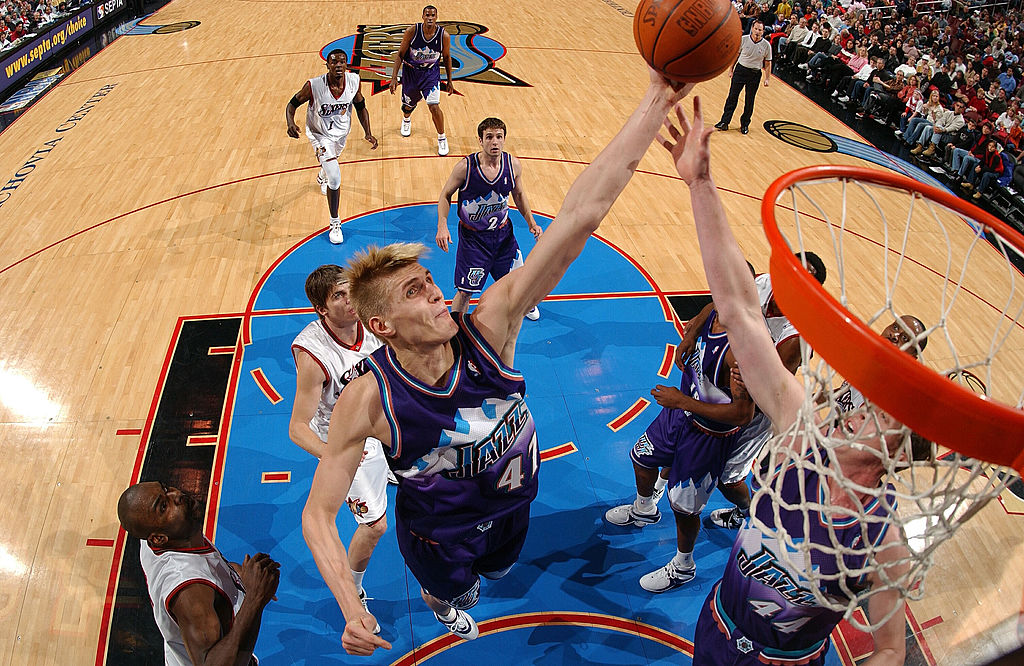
[
  {"left": 605, "top": 503, "right": 661, "bottom": 527},
  {"left": 434, "top": 608, "right": 479, "bottom": 640},
  {"left": 705, "top": 507, "right": 745, "bottom": 529},
  {"left": 639, "top": 560, "right": 696, "bottom": 593}
]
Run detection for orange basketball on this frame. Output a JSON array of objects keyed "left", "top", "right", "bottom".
[{"left": 633, "top": 0, "right": 742, "bottom": 83}]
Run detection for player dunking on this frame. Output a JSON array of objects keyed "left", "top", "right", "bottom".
[
  {"left": 301, "top": 73, "right": 693, "bottom": 656},
  {"left": 389, "top": 5, "right": 455, "bottom": 156},
  {"left": 288, "top": 265, "right": 389, "bottom": 632},
  {"left": 286, "top": 49, "right": 378, "bottom": 244},
  {"left": 663, "top": 97, "right": 912, "bottom": 665},
  {"left": 436, "top": 117, "right": 544, "bottom": 319}
]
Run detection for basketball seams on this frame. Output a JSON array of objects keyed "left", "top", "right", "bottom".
[
  {"left": 637, "top": 0, "right": 691, "bottom": 65},
  {"left": 661, "top": 7, "right": 737, "bottom": 75}
]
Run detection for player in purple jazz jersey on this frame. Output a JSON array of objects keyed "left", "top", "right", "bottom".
[
  {"left": 661, "top": 97, "right": 913, "bottom": 665},
  {"left": 605, "top": 303, "right": 755, "bottom": 592},
  {"left": 301, "top": 72, "right": 694, "bottom": 656},
  {"left": 437, "top": 117, "right": 544, "bottom": 319},
  {"left": 389, "top": 5, "right": 455, "bottom": 156}
]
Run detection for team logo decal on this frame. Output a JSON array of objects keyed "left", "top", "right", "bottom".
[
  {"left": 736, "top": 636, "right": 754, "bottom": 653},
  {"left": 467, "top": 267, "right": 486, "bottom": 287},
  {"left": 118, "top": 17, "right": 201, "bottom": 35},
  {"left": 346, "top": 497, "right": 369, "bottom": 516},
  {"left": 321, "top": 22, "right": 530, "bottom": 94},
  {"left": 633, "top": 433, "right": 654, "bottom": 458}
]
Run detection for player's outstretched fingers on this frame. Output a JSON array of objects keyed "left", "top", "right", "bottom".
[{"left": 342, "top": 617, "right": 392, "bottom": 656}]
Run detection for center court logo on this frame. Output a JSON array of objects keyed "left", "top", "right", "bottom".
[{"left": 321, "top": 22, "right": 529, "bottom": 94}]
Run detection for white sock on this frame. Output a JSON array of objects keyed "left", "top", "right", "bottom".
[
  {"left": 351, "top": 569, "right": 366, "bottom": 592},
  {"left": 437, "top": 606, "right": 456, "bottom": 621},
  {"left": 634, "top": 492, "right": 656, "bottom": 513},
  {"left": 654, "top": 475, "right": 668, "bottom": 492},
  {"left": 330, "top": 217, "right": 340, "bottom": 224},
  {"left": 671, "top": 550, "right": 695, "bottom": 570},
  {"left": 438, "top": 133, "right": 447, "bottom": 140}
]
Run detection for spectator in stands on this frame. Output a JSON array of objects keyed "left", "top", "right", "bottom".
[
  {"left": 954, "top": 123, "right": 995, "bottom": 185},
  {"left": 998, "top": 65, "right": 1018, "bottom": 95},
  {"left": 928, "top": 60, "right": 955, "bottom": 99},
  {"left": 904, "top": 36, "right": 921, "bottom": 62},
  {"left": 967, "top": 139, "right": 1006, "bottom": 198},
  {"left": 820, "top": 43, "right": 870, "bottom": 94},
  {"left": 989, "top": 87, "right": 1009, "bottom": 117},
  {"left": 795, "top": 23, "right": 834, "bottom": 69},
  {"left": 898, "top": 86, "right": 926, "bottom": 136},
  {"left": 913, "top": 99, "right": 966, "bottom": 157},
  {"left": 903, "top": 88, "right": 943, "bottom": 144},
  {"left": 943, "top": 114, "right": 982, "bottom": 171},
  {"left": 836, "top": 55, "right": 881, "bottom": 104},
  {"left": 777, "top": 16, "right": 811, "bottom": 63}
]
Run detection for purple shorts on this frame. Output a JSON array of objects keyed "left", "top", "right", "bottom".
[
  {"left": 630, "top": 409, "right": 736, "bottom": 515},
  {"left": 396, "top": 504, "right": 530, "bottom": 608},
  {"left": 401, "top": 65, "right": 441, "bottom": 107},
  {"left": 693, "top": 583, "right": 829, "bottom": 666},
  {"left": 454, "top": 224, "right": 519, "bottom": 294}
]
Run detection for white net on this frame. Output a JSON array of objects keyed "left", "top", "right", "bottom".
[{"left": 754, "top": 171, "right": 1024, "bottom": 631}]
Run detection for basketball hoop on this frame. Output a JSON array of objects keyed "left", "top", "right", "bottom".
[
  {"left": 762, "top": 165, "right": 1024, "bottom": 471},
  {"left": 752, "top": 164, "right": 1024, "bottom": 631}
]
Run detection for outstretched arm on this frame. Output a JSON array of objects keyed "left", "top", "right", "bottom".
[
  {"left": 472, "top": 73, "right": 693, "bottom": 361},
  {"left": 661, "top": 97, "right": 803, "bottom": 431},
  {"left": 436, "top": 158, "right": 468, "bottom": 252},
  {"left": 302, "top": 376, "right": 392, "bottom": 656},
  {"left": 510, "top": 156, "right": 542, "bottom": 239}
]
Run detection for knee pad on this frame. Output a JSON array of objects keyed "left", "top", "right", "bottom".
[{"left": 323, "top": 159, "right": 341, "bottom": 190}]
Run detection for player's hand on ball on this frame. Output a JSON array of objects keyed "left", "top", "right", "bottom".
[
  {"left": 365, "top": 134, "right": 379, "bottom": 150},
  {"left": 648, "top": 67, "right": 696, "bottom": 103},
  {"left": 658, "top": 96, "right": 714, "bottom": 186},
  {"left": 436, "top": 227, "right": 451, "bottom": 252},
  {"left": 341, "top": 615, "right": 391, "bottom": 656}
]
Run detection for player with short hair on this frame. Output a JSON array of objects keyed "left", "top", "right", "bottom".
[
  {"left": 389, "top": 5, "right": 455, "bottom": 156},
  {"left": 286, "top": 49, "right": 378, "bottom": 244},
  {"left": 605, "top": 302, "right": 755, "bottom": 592},
  {"left": 662, "top": 96, "right": 910, "bottom": 666},
  {"left": 436, "top": 117, "right": 544, "bottom": 319},
  {"left": 289, "top": 265, "right": 389, "bottom": 632},
  {"left": 704, "top": 252, "right": 827, "bottom": 530},
  {"left": 117, "top": 482, "right": 280, "bottom": 666},
  {"left": 301, "top": 73, "right": 693, "bottom": 656}
]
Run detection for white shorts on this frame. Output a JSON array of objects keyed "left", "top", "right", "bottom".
[
  {"left": 346, "top": 437, "right": 389, "bottom": 524},
  {"left": 307, "top": 131, "right": 349, "bottom": 164},
  {"left": 720, "top": 413, "right": 773, "bottom": 485},
  {"left": 667, "top": 473, "right": 717, "bottom": 515}
]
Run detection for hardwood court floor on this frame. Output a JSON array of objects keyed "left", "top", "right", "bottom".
[{"left": 0, "top": 0, "right": 1021, "bottom": 663}]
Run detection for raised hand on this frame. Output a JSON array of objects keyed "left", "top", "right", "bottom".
[{"left": 658, "top": 96, "right": 714, "bottom": 186}]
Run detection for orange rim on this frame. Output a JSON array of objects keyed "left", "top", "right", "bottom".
[{"left": 761, "top": 165, "right": 1024, "bottom": 474}]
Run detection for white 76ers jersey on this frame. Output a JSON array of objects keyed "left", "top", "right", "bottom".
[
  {"left": 291, "top": 319, "right": 384, "bottom": 442},
  {"left": 139, "top": 540, "right": 255, "bottom": 666},
  {"left": 305, "top": 71, "right": 361, "bottom": 141},
  {"left": 755, "top": 273, "right": 799, "bottom": 349}
]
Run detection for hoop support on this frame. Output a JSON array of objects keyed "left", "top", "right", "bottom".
[{"left": 761, "top": 165, "right": 1024, "bottom": 473}]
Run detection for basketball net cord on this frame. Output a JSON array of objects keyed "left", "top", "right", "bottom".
[{"left": 751, "top": 174, "right": 1024, "bottom": 632}]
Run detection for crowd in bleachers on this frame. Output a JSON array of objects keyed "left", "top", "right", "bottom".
[
  {"left": 1, "top": 0, "right": 85, "bottom": 51},
  {"left": 757, "top": 0, "right": 1024, "bottom": 208}
]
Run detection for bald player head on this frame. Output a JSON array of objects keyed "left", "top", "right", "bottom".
[{"left": 117, "top": 481, "right": 205, "bottom": 548}]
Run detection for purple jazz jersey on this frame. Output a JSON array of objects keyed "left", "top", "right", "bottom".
[
  {"left": 401, "top": 23, "right": 443, "bottom": 104},
  {"left": 631, "top": 311, "right": 741, "bottom": 509},
  {"left": 365, "top": 312, "right": 539, "bottom": 545},
  {"left": 696, "top": 458, "right": 895, "bottom": 663},
  {"left": 453, "top": 151, "right": 518, "bottom": 293}
]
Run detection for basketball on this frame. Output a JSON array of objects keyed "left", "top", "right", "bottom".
[{"left": 633, "top": 0, "right": 742, "bottom": 83}]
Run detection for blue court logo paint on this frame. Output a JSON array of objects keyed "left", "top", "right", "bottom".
[
  {"left": 117, "top": 15, "right": 200, "bottom": 35},
  {"left": 321, "top": 22, "right": 529, "bottom": 95}
]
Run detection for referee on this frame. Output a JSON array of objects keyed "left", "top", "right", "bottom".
[{"left": 714, "top": 20, "right": 772, "bottom": 135}]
